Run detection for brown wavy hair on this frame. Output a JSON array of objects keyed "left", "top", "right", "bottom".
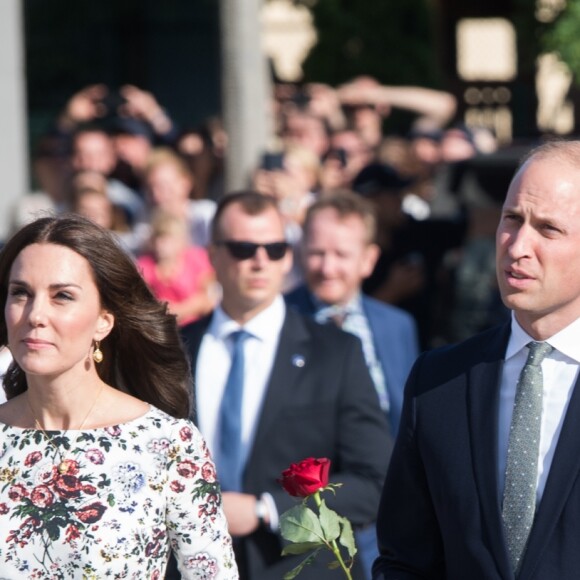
[{"left": 0, "top": 214, "right": 191, "bottom": 418}]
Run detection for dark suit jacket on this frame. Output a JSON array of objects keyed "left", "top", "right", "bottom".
[
  {"left": 174, "top": 307, "right": 391, "bottom": 580},
  {"left": 285, "top": 285, "right": 419, "bottom": 436},
  {"left": 373, "top": 322, "right": 580, "bottom": 579}
]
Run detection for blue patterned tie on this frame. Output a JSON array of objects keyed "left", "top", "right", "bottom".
[
  {"left": 217, "top": 330, "right": 250, "bottom": 492},
  {"left": 502, "top": 341, "right": 553, "bottom": 575}
]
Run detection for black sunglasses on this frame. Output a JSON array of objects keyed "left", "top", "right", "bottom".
[{"left": 215, "top": 240, "right": 289, "bottom": 261}]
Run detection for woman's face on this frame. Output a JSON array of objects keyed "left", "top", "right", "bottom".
[
  {"left": 75, "top": 192, "right": 114, "bottom": 229},
  {"left": 145, "top": 163, "right": 191, "bottom": 212},
  {"left": 5, "top": 243, "right": 114, "bottom": 383}
]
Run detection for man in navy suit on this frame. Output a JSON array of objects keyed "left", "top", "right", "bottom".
[
  {"left": 285, "top": 191, "right": 418, "bottom": 579},
  {"left": 285, "top": 191, "right": 419, "bottom": 438},
  {"left": 374, "top": 139, "right": 580, "bottom": 579},
  {"left": 174, "top": 191, "right": 390, "bottom": 580}
]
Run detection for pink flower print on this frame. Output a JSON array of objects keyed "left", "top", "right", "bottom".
[
  {"left": 30, "top": 485, "right": 54, "bottom": 508},
  {"left": 54, "top": 474, "right": 83, "bottom": 499},
  {"left": 145, "top": 527, "right": 165, "bottom": 559},
  {"left": 179, "top": 426, "right": 193, "bottom": 442},
  {"left": 58, "top": 459, "right": 80, "bottom": 475},
  {"left": 105, "top": 425, "right": 121, "bottom": 437},
  {"left": 85, "top": 448, "right": 105, "bottom": 465},
  {"left": 177, "top": 459, "right": 199, "bottom": 479},
  {"left": 201, "top": 461, "right": 216, "bottom": 483},
  {"left": 170, "top": 480, "right": 185, "bottom": 493},
  {"left": 24, "top": 451, "right": 42, "bottom": 467},
  {"left": 184, "top": 552, "right": 218, "bottom": 578},
  {"left": 75, "top": 501, "right": 107, "bottom": 524},
  {"left": 65, "top": 524, "right": 80, "bottom": 543},
  {"left": 35, "top": 463, "right": 58, "bottom": 486},
  {"left": 8, "top": 483, "right": 29, "bottom": 501}
]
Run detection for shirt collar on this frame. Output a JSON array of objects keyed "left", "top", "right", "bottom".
[
  {"left": 210, "top": 295, "right": 286, "bottom": 343},
  {"left": 312, "top": 292, "right": 363, "bottom": 316},
  {"left": 507, "top": 312, "right": 580, "bottom": 363}
]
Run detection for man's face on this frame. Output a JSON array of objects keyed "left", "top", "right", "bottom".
[
  {"left": 283, "top": 112, "right": 329, "bottom": 158},
  {"left": 113, "top": 134, "right": 152, "bottom": 171},
  {"left": 72, "top": 132, "right": 116, "bottom": 176},
  {"left": 496, "top": 156, "right": 580, "bottom": 338},
  {"left": 303, "top": 208, "right": 378, "bottom": 306},
  {"left": 209, "top": 203, "right": 292, "bottom": 322}
]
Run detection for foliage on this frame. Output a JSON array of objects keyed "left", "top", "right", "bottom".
[
  {"left": 301, "top": 0, "right": 443, "bottom": 88},
  {"left": 541, "top": 0, "right": 580, "bottom": 85}
]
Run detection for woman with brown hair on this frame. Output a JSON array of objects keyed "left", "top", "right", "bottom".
[{"left": 0, "top": 214, "right": 237, "bottom": 578}]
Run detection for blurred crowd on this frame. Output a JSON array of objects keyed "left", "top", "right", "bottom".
[{"left": 8, "top": 76, "right": 512, "bottom": 351}]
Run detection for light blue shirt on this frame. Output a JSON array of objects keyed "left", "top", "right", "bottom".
[{"left": 314, "top": 294, "right": 389, "bottom": 412}]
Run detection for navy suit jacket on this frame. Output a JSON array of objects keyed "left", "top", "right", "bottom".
[
  {"left": 374, "top": 322, "right": 580, "bottom": 579},
  {"left": 285, "top": 285, "right": 419, "bottom": 436},
  {"left": 176, "top": 307, "right": 391, "bottom": 580}
]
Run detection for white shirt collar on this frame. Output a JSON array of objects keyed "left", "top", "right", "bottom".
[
  {"left": 209, "top": 295, "right": 286, "bottom": 343},
  {"left": 506, "top": 312, "right": 580, "bottom": 363}
]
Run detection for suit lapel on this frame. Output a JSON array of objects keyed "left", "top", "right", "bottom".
[
  {"left": 518, "top": 371, "right": 580, "bottom": 579},
  {"left": 467, "top": 323, "right": 512, "bottom": 576},
  {"left": 180, "top": 314, "right": 213, "bottom": 423},
  {"left": 245, "top": 310, "right": 310, "bottom": 467}
]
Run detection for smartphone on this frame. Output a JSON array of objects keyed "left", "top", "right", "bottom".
[
  {"left": 326, "top": 148, "right": 347, "bottom": 168},
  {"left": 402, "top": 252, "right": 425, "bottom": 267},
  {"left": 260, "top": 152, "right": 285, "bottom": 171}
]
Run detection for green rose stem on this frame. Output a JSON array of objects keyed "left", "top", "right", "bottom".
[{"left": 312, "top": 490, "right": 353, "bottom": 580}]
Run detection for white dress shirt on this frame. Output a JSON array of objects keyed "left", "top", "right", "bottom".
[
  {"left": 498, "top": 313, "right": 580, "bottom": 503},
  {"left": 196, "top": 295, "right": 286, "bottom": 474}
]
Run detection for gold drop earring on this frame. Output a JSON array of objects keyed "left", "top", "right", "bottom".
[{"left": 93, "top": 340, "right": 104, "bottom": 364}]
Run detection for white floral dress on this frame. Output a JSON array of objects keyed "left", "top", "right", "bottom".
[{"left": 0, "top": 406, "right": 238, "bottom": 579}]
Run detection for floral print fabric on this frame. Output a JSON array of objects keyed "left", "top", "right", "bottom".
[{"left": 0, "top": 406, "right": 238, "bottom": 579}]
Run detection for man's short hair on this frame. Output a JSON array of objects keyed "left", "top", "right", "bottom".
[
  {"left": 210, "top": 190, "right": 282, "bottom": 242},
  {"left": 303, "top": 190, "right": 377, "bottom": 245},
  {"left": 519, "top": 138, "right": 580, "bottom": 170}
]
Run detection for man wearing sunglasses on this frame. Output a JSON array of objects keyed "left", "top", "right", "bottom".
[{"left": 174, "top": 191, "right": 391, "bottom": 580}]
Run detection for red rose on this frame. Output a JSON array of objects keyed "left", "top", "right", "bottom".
[
  {"left": 76, "top": 501, "right": 107, "bottom": 524},
  {"left": 279, "top": 457, "right": 331, "bottom": 497},
  {"left": 0, "top": 503, "right": 8, "bottom": 515}
]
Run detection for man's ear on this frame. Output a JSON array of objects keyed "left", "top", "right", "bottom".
[{"left": 361, "top": 243, "right": 380, "bottom": 278}]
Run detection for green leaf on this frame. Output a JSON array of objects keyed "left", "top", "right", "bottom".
[
  {"left": 279, "top": 505, "right": 325, "bottom": 544},
  {"left": 318, "top": 500, "right": 341, "bottom": 542},
  {"left": 282, "top": 549, "right": 322, "bottom": 580},
  {"left": 281, "top": 541, "right": 324, "bottom": 555},
  {"left": 338, "top": 516, "right": 357, "bottom": 559}
]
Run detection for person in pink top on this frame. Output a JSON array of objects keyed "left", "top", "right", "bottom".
[{"left": 137, "top": 210, "right": 216, "bottom": 326}]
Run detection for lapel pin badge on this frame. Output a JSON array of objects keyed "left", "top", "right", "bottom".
[{"left": 292, "top": 354, "right": 305, "bottom": 368}]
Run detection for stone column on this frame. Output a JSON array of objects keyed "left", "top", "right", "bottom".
[
  {"left": 220, "top": 0, "right": 272, "bottom": 193},
  {"left": 0, "top": 0, "right": 28, "bottom": 241}
]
